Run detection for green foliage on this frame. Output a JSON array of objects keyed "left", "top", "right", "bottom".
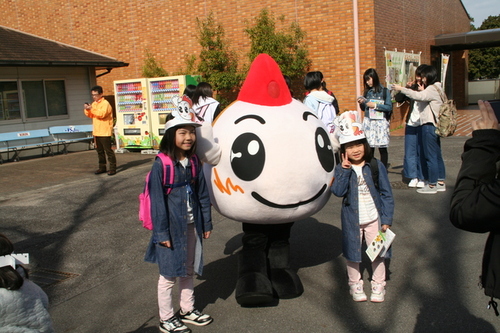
[
  {"left": 245, "top": 8, "right": 311, "bottom": 80},
  {"left": 196, "top": 12, "right": 242, "bottom": 94},
  {"left": 468, "top": 15, "right": 500, "bottom": 80},
  {"left": 142, "top": 50, "right": 168, "bottom": 78},
  {"left": 174, "top": 54, "right": 198, "bottom": 76}
]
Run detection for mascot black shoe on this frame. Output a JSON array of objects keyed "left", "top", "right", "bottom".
[
  {"left": 268, "top": 226, "right": 304, "bottom": 299},
  {"left": 195, "top": 53, "right": 336, "bottom": 307},
  {"left": 235, "top": 228, "right": 274, "bottom": 306}
]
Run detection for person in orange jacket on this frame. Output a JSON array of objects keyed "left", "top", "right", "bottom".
[{"left": 84, "top": 85, "right": 117, "bottom": 175}]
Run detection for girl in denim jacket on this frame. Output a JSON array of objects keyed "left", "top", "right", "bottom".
[
  {"left": 331, "top": 112, "right": 394, "bottom": 302},
  {"left": 144, "top": 100, "right": 213, "bottom": 333}
]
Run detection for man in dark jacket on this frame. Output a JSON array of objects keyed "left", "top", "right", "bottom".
[{"left": 450, "top": 99, "right": 500, "bottom": 315}]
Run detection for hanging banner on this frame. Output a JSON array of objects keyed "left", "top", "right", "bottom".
[
  {"left": 385, "top": 50, "right": 421, "bottom": 87},
  {"left": 385, "top": 50, "right": 405, "bottom": 86},
  {"left": 441, "top": 54, "right": 450, "bottom": 87},
  {"left": 403, "top": 53, "right": 421, "bottom": 87}
]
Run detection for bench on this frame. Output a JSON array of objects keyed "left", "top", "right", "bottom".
[
  {"left": 0, "top": 129, "right": 63, "bottom": 163},
  {"left": 48, "top": 125, "right": 94, "bottom": 154}
]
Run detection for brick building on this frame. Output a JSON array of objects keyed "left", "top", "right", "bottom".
[{"left": 0, "top": 0, "right": 470, "bottom": 119}]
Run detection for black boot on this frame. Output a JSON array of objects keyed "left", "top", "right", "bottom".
[
  {"left": 235, "top": 227, "right": 273, "bottom": 306},
  {"left": 268, "top": 237, "right": 304, "bottom": 299}
]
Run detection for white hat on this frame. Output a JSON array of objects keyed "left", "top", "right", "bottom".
[
  {"left": 165, "top": 95, "right": 202, "bottom": 131},
  {"left": 333, "top": 111, "right": 365, "bottom": 144}
]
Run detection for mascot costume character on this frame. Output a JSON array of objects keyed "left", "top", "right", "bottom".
[{"left": 197, "top": 54, "right": 336, "bottom": 306}]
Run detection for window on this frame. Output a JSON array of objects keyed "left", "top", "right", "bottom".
[
  {"left": 0, "top": 79, "right": 68, "bottom": 122},
  {"left": 0, "top": 81, "right": 21, "bottom": 121}
]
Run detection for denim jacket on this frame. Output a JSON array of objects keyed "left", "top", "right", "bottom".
[
  {"left": 144, "top": 155, "right": 212, "bottom": 277},
  {"left": 331, "top": 159, "right": 394, "bottom": 262},
  {"left": 360, "top": 85, "right": 393, "bottom": 119}
]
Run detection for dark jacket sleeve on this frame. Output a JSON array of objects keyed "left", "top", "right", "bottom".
[
  {"left": 376, "top": 160, "right": 394, "bottom": 226},
  {"left": 195, "top": 157, "right": 213, "bottom": 233},
  {"left": 450, "top": 129, "right": 500, "bottom": 233}
]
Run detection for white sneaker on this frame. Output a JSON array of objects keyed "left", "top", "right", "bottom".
[
  {"left": 416, "top": 180, "right": 425, "bottom": 188},
  {"left": 436, "top": 182, "right": 446, "bottom": 192},
  {"left": 370, "top": 282, "right": 386, "bottom": 302},
  {"left": 349, "top": 282, "right": 367, "bottom": 302},
  {"left": 159, "top": 316, "right": 191, "bottom": 333},
  {"left": 416, "top": 184, "right": 437, "bottom": 194},
  {"left": 408, "top": 178, "right": 419, "bottom": 187}
]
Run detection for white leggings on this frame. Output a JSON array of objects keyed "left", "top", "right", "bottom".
[{"left": 157, "top": 223, "right": 196, "bottom": 320}]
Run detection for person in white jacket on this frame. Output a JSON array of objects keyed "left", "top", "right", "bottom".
[
  {"left": 303, "top": 71, "right": 337, "bottom": 134},
  {"left": 0, "top": 233, "right": 54, "bottom": 333},
  {"left": 191, "top": 82, "right": 221, "bottom": 124},
  {"left": 393, "top": 65, "right": 446, "bottom": 194}
]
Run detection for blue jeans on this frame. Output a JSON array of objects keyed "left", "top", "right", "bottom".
[
  {"left": 403, "top": 125, "right": 424, "bottom": 180},
  {"left": 420, "top": 124, "right": 446, "bottom": 185}
]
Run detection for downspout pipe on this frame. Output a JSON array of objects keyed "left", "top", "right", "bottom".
[{"left": 353, "top": 0, "right": 362, "bottom": 115}]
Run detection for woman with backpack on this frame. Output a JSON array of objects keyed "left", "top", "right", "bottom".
[
  {"left": 357, "top": 68, "right": 393, "bottom": 169},
  {"left": 392, "top": 65, "right": 446, "bottom": 194}
]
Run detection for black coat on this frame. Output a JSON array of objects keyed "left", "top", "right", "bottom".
[{"left": 450, "top": 129, "right": 500, "bottom": 299}]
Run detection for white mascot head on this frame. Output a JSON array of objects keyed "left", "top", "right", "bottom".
[{"left": 200, "top": 54, "right": 335, "bottom": 223}]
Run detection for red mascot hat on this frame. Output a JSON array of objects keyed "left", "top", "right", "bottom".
[{"left": 237, "top": 53, "right": 292, "bottom": 107}]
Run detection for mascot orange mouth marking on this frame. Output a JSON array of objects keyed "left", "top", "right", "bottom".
[{"left": 213, "top": 167, "right": 244, "bottom": 195}]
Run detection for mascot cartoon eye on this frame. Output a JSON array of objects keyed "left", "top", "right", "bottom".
[
  {"left": 315, "top": 127, "right": 334, "bottom": 172},
  {"left": 230, "top": 133, "right": 265, "bottom": 181}
]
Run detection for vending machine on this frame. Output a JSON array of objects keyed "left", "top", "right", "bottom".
[
  {"left": 114, "top": 78, "right": 152, "bottom": 150},
  {"left": 148, "top": 75, "right": 200, "bottom": 147}
]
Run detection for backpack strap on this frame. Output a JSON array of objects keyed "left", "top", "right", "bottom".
[
  {"left": 429, "top": 85, "right": 446, "bottom": 123},
  {"left": 197, "top": 104, "right": 210, "bottom": 119},
  {"left": 156, "top": 153, "right": 174, "bottom": 193},
  {"left": 190, "top": 154, "right": 199, "bottom": 178},
  {"left": 160, "top": 154, "right": 200, "bottom": 194},
  {"left": 369, "top": 158, "right": 380, "bottom": 191}
]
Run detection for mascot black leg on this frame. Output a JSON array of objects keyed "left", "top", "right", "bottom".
[
  {"left": 235, "top": 223, "right": 274, "bottom": 306},
  {"left": 268, "top": 222, "right": 304, "bottom": 299}
]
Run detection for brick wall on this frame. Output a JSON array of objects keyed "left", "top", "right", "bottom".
[{"left": 0, "top": 0, "right": 470, "bottom": 115}]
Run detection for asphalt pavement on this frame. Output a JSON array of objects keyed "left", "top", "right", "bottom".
[{"left": 1, "top": 135, "right": 499, "bottom": 333}]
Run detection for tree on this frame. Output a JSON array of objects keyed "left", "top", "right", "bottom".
[
  {"left": 468, "top": 15, "right": 500, "bottom": 80},
  {"left": 196, "top": 12, "right": 242, "bottom": 99},
  {"left": 142, "top": 50, "right": 169, "bottom": 78},
  {"left": 245, "top": 8, "right": 311, "bottom": 81}
]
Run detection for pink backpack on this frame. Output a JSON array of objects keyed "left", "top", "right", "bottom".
[{"left": 139, "top": 153, "right": 199, "bottom": 230}]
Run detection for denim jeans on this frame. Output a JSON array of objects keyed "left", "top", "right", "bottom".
[
  {"left": 420, "top": 124, "right": 446, "bottom": 185},
  {"left": 403, "top": 125, "right": 424, "bottom": 180}
]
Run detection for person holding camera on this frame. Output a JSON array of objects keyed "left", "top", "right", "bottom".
[
  {"left": 450, "top": 100, "right": 500, "bottom": 314},
  {"left": 84, "top": 85, "right": 117, "bottom": 175}
]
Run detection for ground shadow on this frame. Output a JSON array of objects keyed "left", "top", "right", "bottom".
[{"left": 194, "top": 217, "right": 342, "bottom": 310}]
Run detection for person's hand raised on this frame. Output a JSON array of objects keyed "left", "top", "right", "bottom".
[
  {"left": 472, "top": 100, "right": 499, "bottom": 131},
  {"left": 341, "top": 153, "right": 352, "bottom": 169}
]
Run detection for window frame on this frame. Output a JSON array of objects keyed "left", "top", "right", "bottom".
[{"left": 0, "top": 78, "right": 69, "bottom": 124}]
